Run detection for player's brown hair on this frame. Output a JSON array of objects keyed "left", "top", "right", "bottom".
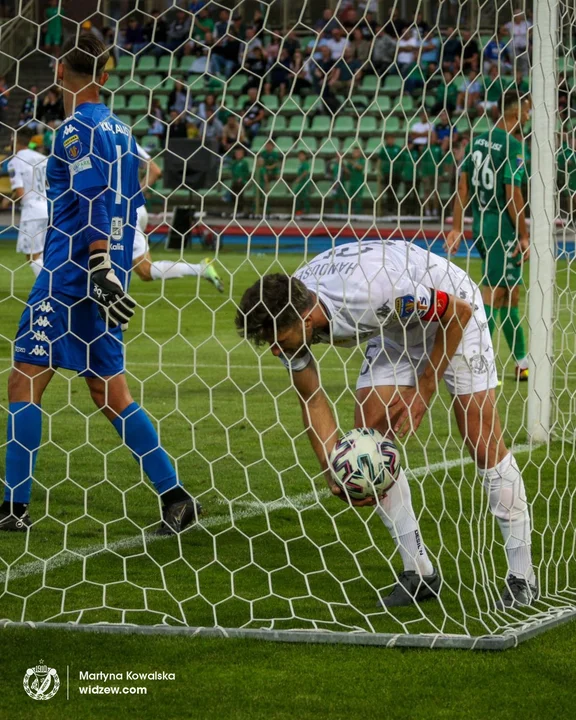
[
  {"left": 61, "top": 34, "right": 109, "bottom": 78},
  {"left": 15, "top": 125, "right": 35, "bottom": 146},
  {"left": 235, "top": 274, "right": 312, "bottom": 345}
]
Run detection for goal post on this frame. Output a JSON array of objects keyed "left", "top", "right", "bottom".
[{"left": 1, "top": 0, "right": 576, "bottom": 652}]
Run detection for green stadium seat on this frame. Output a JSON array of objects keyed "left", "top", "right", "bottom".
[
  {"left": 359, "top": 116, "right": 377, "bottom": 135},
  {"left": 236, "top": 94, "right": 249, "bottom": 110},
  {"left": 480, "top": 34, "right": 493, "bottom": 47},
  {"left": 268, "top": 181, "right": 292, "bottom": 199},
  {"left": 110, "top": 95, "right": 127, "bottom": 111},
  {"left": 251, "top": 136, "right": 267, "bottom": 152},
  {"left": 283, "top": 157, "right": 300, "bottom": 174},
  {"left": 312, "top": 157, "right": 326, "bottom": 176},
  {"left": 137, "top": 55, "right": 157, "bottom": 71},
  {"left": 279, "top": 96, "right": 302, "bottom": 113},
  {"left": 106, "top": 75, "right": 120, "bottom": 91},
  {"left": 158, "top": 56, "right": 176, "bottom": 73},
  {"left": 262, "top": 95, "right": 279, "bottom": 112},
  {"left": 341, "top": 136, "right": 361, "bottom": 153},
  {"left": 365, "top": 137, "right": 382, "bottom": 154},
  {"left": 132, "top": 118, "right": 151, "bottom": 135},
  {"left": 374, "top": 96, "right": 392, "bottom": 112},
  {"left": 311, "top": 115, "right": 331, "bottom": 135},
  {"left": 128, "top": 95, "right": 149, "bottom": 112},
  {"left": 401, "top": 96, "right": 414, "bottom": 112},
  {"left": 116, "top": 55, "right": 136, "bottom": 73},
  {"left": 141, "top": 135, "right": 161, "bottom": 152},
  {"left": 361, "top": 76, "right": 379, "bottom": 94},
  {"left": 314, "top": 180, "right": 332, "bottom": 197},
  {"left": 303, "top": 95, "right": 322, "bottom": 112},
  {"left": 116, "top": 114, "right": 132, "bottom": 126},
  {"left": 317, "top": 139, "right": 340, "bottom": 157},
  {"left": 296, "top": 136, "right": 318, "bottom": 152},
  {"left": 269, "top": 115, "right": 287, "bottom": 133},
  {"left": 334, "top": 116, "right": 356, "bottom": 135},
  {"left": 382, "top": 116, "right": 401, "bottom": 133},
  {"left": 227, "top": 74, "right": 248, "bottom": 94},
  {"left": 384, "top": 75, "right": 403, "bottom": 93},
  {"left": 143, "top": 74, "right": 163, "bottom": 90},
  {"left": 288, "top": 115, "right": 306, "bottom": 133},
  {"left": 351, "top": 94, "right": 368, "bottom": 109},
  {"left": 456, "top": 117, "right": 471, "bottom": 133},
  {"left": 274, "top": 136, "right": 294, "bottom": 152},
  {"left": 119, "top": 79, "right": 144, "bottom": 94}
]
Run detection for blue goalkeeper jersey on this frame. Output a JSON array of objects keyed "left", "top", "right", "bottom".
[{"left": 36, "top": 102, "right": 144, "bottom": 298}]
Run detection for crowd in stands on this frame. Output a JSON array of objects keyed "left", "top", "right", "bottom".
[{"left": 1, "top": 3, "right": 553, "bottom": 217}]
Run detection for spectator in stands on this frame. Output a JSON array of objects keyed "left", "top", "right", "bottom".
[
  {"left": 341, "top": 7, "right": 359, "bottom": 32},
  {"left": 346, "top": 147, "right": 366, "bottom": 215},
  {"left": 192, "top": 7, "right": 214, "bottom": 41},
  {"left": 351, "top": 27, "right": 371, "bottom": 65},
  {"left": 290, "top": 49, "right": 312, "bottom": 96},
  {"left": 214, "top": 9, "right": 230, "bottom": 38},
  {"left": 145, "top": 9, "right": 168, "bottom": 46},
  {"left": 383, "top": 6, "right": 407, "bottom": 39},
  {"left": 201, "top": 109, "right": 224, "bottom": 147},
  {"left": 415, "top": 11, "right": 430, "bottom": 38},
  {"left": 0, "top": 75, "right": 9, "bottom": 126},
  {"left": 221, "top": 114, "right": 247, "bottom": 156},
  {"left": 18, "top": 85, "right": 38, "bottom": 130},
  {"left": 259, "top": 140, "right": 281, "bottom": 192},
  {"left": 168, "top": 80, "right": 188, "bottom": 114},
  {"left": 372, "top": 26, "right": 397, "bottom": 75},
  {"left": 188, "top": 0, "right": 206, "bottom": 12},
  {"left": 328, "top": 153, "right": 347, "bottom": 214},
  {"left": 294, "top": 150, "right": 312, "bottom": 215},
  {"left": 232, "top": 14, "right": 246, "bottom": 41},
  {"left": 410, "top": 109, "right": 434, "bottom": 149},
  {"left": 243, "top": 26, "right": 263, "bottom": 58},
  {"left": 312, "top": 45, "right": 335, "bottom": 92},
  {"left": 419, "top": 136, "right": 442, "bottom": 217},
  {"left": 432, "top": 68, "right": 458, "bottom": 116},
  {"left": 242, "top": 87, "right": 265, "bottom": 141},
  {"left": 506, "top": 8, "right": 532, "bottom": 74},
  {"left": 230, "top": 146, "right": 250, "bottom": 216},
  {"left": 434, "top": 109, "right": 458, "bottom": 153},
  {"left": 264, "top": 48, "right": 291, "bottom": 98},
  {"left": 265, "top": 35, "right": 280, "bottom": 64},
  {"left": 478, "top": 63, "right": 506, "bottom": 119},
  {"left": 315, "top": 8, "right": 338, "bottom": 37},
  {"left": 483, "top": 25, "right": 512, "bottom": 73},
  {"left": 196, "top": 93, "right": 218, "bottom": 123},
  {"left": 461, "top": 30, "right": 480, "bottom": 72},
  {"left": 420, "top": 28, "right": 440, "bottom": 70},
  {"left": 39, "top": 87, "right": 64, "bottom": 125},
  {"left": 283, "top": 30, "right": 300, "bottom": 58},
  {"left": 378, "top": 133, "right": 403, "bottom": 211},
  {"left": 441, "top": 27, "right": 462, "bottom": 72},
  {"left": 361, "top": 11, "right": 378, "bottom": 38},
  {"left": 396, "top": 26, "right": 419, "bottom": 76},
  {"left": 211, "top": 31, "right": 240, "bottom": 78},
  {"left": 243, "top": 46, "right": 268, "bottom": 93},
  {"left": 164, "top": 9, "right": 192, "bottom": 53},
  {"left": 514, "top": 68, "right": 530, "bottom": 96},
  {"left": 148, "top": 98, "right": 166, "bottom": 136},
  {"left": 122, "top": 16, "right": 147, "bottom": 55},
  {"left": 456, "top": 68, "right": 482, "bottom": 112},
  {"left": 330, "top": 46, "right": 363, "bottom": 94},
  {"left": 326, "top": 27, "right": 347, "bottom": 60},
  {"left": 44, "top": 0, "right": 63, "bottom": 60},
  {"left": 166, "top": 110, "right": 189, "bottom": 140}
]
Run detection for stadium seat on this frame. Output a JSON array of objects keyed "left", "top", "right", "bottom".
[
  {"left": 262, "top": 95, "right": 279, "bottom": 112},
  {"left": 106, "top": 75, "right": 120, "bottom": 91},
  {"left": 116, "top": 113, "right": 132, "bottom": 126},
  {"left": 288, "top": 115, "right": 306, "bottom": 134},
  {"left": 295, "top": 136, "right": 318, "bottom": 152},
  {"left": 384, "top": 75, "right": 403, "bottom": 93},
  {"left": 375, "top": 96, "right": 392, "bottom": 112},
  {"left": 141, "top": 135, "right": 161, "bottom": 151},
  {"left": 110, "top": 95, "right": 127, "bottom": 111},
  {"left": 359, "top": 116, "right": 377, "bottom": 135},
  {"left": 311, "top": 115, "right": 331, "bottom": 135},
  {"left": 279, "top": 96, "right": 302, "bottom": 114},
  {"left": 269, "top": 115, "right": 287, "bottom": 133},
  {"left": 334, "top": 116, "right": 356, "bottom": 136},
  {"left": 227, "top": 74, "right": 248, "bottom": 94},
  {"left": 274, "top": 136, "right": 294, "bottom": 152},
  {"left": 128, "top": 95, "right": 149, "bottom": 113},
  {"left": 361, "top": 76, "right": 379, "bottom": 94},
  {"left": 137, "top": 55, "right": 156, "bottom": 71},
  {"left": 351, "top": 94, "right": 368, "bottom": 110},
  {"left": 157, "top": 56, "right": 175, "bottom": 73},
  {"left": 116, "top": 55, "right": 136, "bottom": 73},
  {"left": 119, "top": 79, "right": 144, "bottom": 94},
  {"left": 311, "top": 157, "right": 326, "bottom": 177},
  {"left": 282, "top": 157, "right": 300, "bottom": 175},
  {"left": 401, "top": 96, "right": 415, "bottom": 112},
  {"left": 341, "top": 135, "right": 361, "bottom": 153},
  {"left": 303, "top": 95, "right": 322, "bottom": 112},
  {"left": 382, "top": 116, "right": 401, "bottom": 133},
  {"left": 365, "top": 137, "right": 382, "bottom": 155},
  {"left": 132, "top": 118, "right": 151, "bottom": 135},
  {"left": 317, "top": 139, "right": 341, "bottom": 157},
  {"left": 314, "top": 179, "right": 332, "bottom": 197},
  {"left": 143, "top": 74, "right": 163, "bottom": 89},
  {"left": 456, "top": 117, "right": 471, "bottom": 133}
]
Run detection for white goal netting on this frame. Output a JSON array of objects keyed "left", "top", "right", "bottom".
[{"left": 0, "top": 0, "right": 575, "bottom": 650}]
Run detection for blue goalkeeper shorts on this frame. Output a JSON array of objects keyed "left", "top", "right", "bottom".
[{"left": 13, "top": 285, "right": 125, "bottom": 377}]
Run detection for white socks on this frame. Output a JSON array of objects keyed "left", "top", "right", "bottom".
[
  {"left": 150, "top": 261, "right": 203, "bottom": 281},
  {"left": 479, "top": 453, "right": 535, "bottom": 584},
  {"left": 30, "top": 256, "right": 43, "bottom": 277},
  {"left": 377, "top": 468, "right": 435, "bottom": 576}
]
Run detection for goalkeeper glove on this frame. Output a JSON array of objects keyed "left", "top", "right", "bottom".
[
  {"left": 278, "top": 348, "right": 313, "bottom": 372},
  {"left": 89, "top": 249, "right": 136, "bottom": 328}
]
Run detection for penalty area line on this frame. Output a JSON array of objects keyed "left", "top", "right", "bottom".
[{"left": 0, "top": 443, "right": 535, "bottom": 584}]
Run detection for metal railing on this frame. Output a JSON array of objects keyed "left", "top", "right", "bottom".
[{"left": 0, "top": 0, "right": 37, "bottom": 77}]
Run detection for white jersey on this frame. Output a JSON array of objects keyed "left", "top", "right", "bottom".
[
  {"left": 8, "top": 148, "right": 49, "bottom": 223},
  {"left": 294, "top": 239, "right": 481, "bottom": 351}
]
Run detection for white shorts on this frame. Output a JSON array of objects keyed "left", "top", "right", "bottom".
[
  {"left": 133, "top": 205, "right": 149, "bottom": 260},
  {"left": 356, "top": 307, "right": 499, "bottom": 396},
  {"left": 17, "top": 218, "right": 47, "bottom": 255}
]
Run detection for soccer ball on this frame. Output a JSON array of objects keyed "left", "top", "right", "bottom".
[{"left": 329, "top": 428, "right": 401, "bottom": 501}]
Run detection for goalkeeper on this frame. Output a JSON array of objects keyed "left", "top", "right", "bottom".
[
  {"left": 0, "top": 36, "right": 201, "bottom": 535},
  {"left": 446, "top": 90, "right": 531, "bottom": 381},
  {"left": 236, "top": 239, "right": 536, "bottom": 609}
]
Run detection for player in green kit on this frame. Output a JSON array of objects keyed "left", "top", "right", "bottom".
[
  {"left": 294, "top": 150, "right": 312, "bottom": 215},
  {"left": 346, "top": 147, "right": 366, "bottom": 215},
  {"left": 327, "top": 153, "right": 347, "bottom": 214},
  {"left": 260, "top": 140, "right": 281, "bottom": 192},
  {"left": 447, "top": 90, "right": 531, "bottom": 381},
  {"left": 378, "top": 134, "right": 402, "bottom": 212}
]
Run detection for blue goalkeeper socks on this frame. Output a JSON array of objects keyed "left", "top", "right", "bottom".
[
  {"left": 4, "top": 402, "right": 42, "bottom": 505},
  {"left": 111, "top": 402, "right": 180, "bottom": 496}
]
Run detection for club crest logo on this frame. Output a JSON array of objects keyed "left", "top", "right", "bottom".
[{"left": 23, "top": 660, "right": 60, "bottom": 701}]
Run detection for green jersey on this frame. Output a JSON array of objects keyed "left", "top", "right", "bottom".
[
  {"left": 261, "top": 149, "right": 281, "bottom": 173},
  {"left": 231, "top": 158, "right": 250, "bottom": 183},
  {"left": 296, "top": 160, "right": 311, "bottom": 188},
  {"left": 418, "top": 144, "right": 443, "bottom": 177},
  {"left": 46, "top": 5, "right": 62, "bottom": 31},
  {"left": 461, "top": 127, "right": 526, "bottom": 241},
  {"left": 379, "top": 143, "right": 402, "bottom": 178},
  {"left": 346, "top": 157, "right": 365, "bottom": 189},
  {"left": 483, "top": 74, "right": 509, "bottom": 103},
  {"left": 435, "top": 80, "right": 458, "bottom": 108},
  {"left": 559, "top": 142, "right": 576, "bottom": 191}
]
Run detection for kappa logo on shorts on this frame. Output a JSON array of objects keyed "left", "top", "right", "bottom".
[
  {"left": 35, "top": 301, "right": 54, "bottom": 314},
  {"left": 29, "top": 345, "right": 48, "bottom": 357},
  {"left": 32, "top": 330, "right": 50, "bottom": 343},
  {"left": 33, "top": 316, "right": 52, "bottom": 328}
]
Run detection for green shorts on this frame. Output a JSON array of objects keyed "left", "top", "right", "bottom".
[
  {"left": 45, "top": 28, "right": 62, "bottom": 46},
  {"left": 476, "top": 235, "right": 523, "bottom": 288}
]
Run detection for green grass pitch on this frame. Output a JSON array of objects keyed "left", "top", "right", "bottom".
[{"left": 1, "top": 240, "right": 576, "bottom": 718}]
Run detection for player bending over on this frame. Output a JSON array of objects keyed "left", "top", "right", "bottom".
[
  {"left": 236, "top": 239, "right": 537, "bottom": 609},
  {"left": 7, "top": 126, "right": 48, "bottom": 278},
  {"left": 0, "top": 36, "right": 201, "bottom": 535},
  {"left": 447, "top": 90, "right": 531, "bottom": 381},
  {"left": 131, "top": 143, "right": 223, "bottom": 291}
]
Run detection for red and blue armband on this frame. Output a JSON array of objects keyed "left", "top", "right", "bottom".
[{"left": 420, "top": 290, "right": 450, "bottom": 322}]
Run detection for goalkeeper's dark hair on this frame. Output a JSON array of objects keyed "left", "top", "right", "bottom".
[
  {"left": 235, "top": 274, "right": 313, "bottom": 346},
  {"left": 61, "top": 34, "right": 109, "bottom": 78}
]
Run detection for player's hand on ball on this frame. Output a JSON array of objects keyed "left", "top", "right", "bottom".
[
  {"left": 89, "top": 250, "right": 136, "bottom": 328},
  {"left": 444, "top": 230, "right": 463, "bottom": 255},
  {"left": 330, "top": 483, "right": 377, "bottom": 507}
]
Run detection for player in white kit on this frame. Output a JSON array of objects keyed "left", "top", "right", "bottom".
[
  {"left": 236, "top": 239, "right": 537, "bottom": 609},
  {"left": 132, "top": 143, "right": 223, "bottom": 291},
  {"left": 8, "top": 126, "right": 48, "bottom": 277}
]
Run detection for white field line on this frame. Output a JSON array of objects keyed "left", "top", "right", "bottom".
[{"left": 0, "top": 443, "right": 533, "bottom": 584}]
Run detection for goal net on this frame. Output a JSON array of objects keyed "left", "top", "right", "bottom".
[{"left": 0, "top": 0, "right": 575, "bottom": 650}]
